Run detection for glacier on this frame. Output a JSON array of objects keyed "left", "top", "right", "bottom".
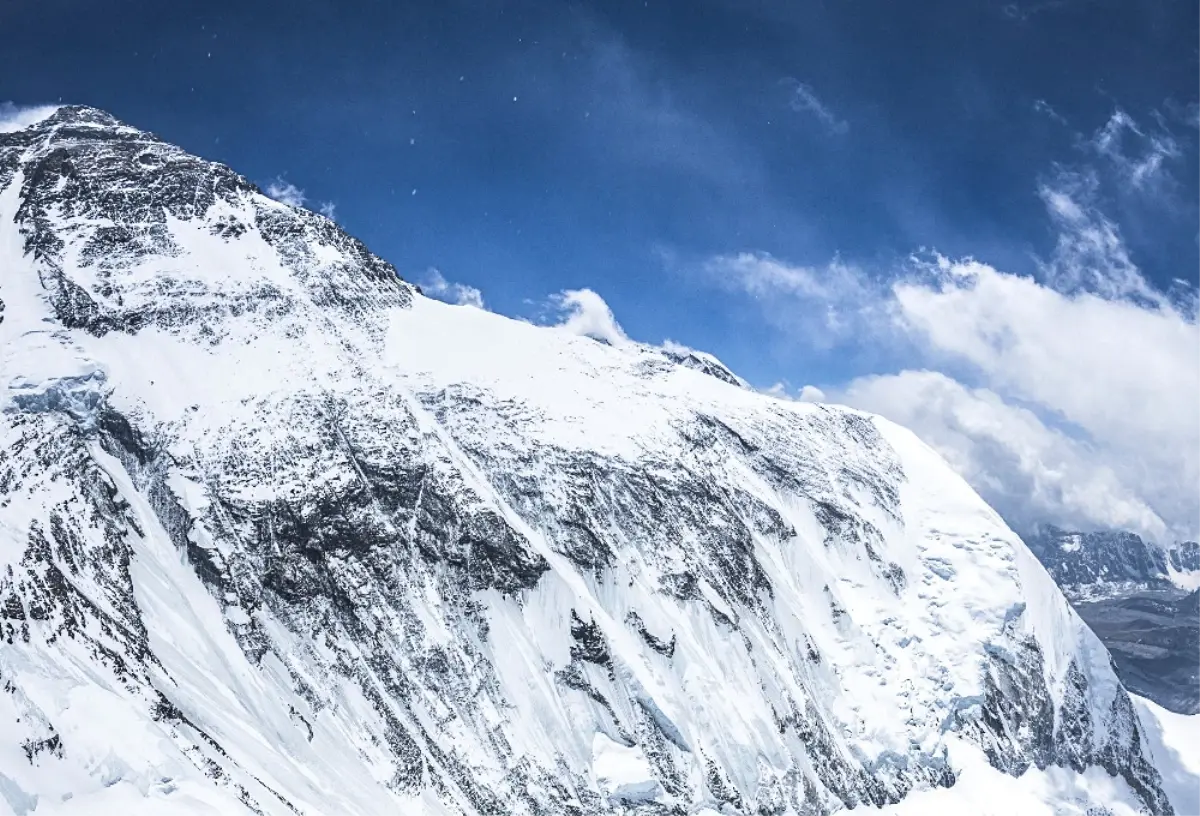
[{"left": 0, "top": 106, "right": 1189, "bottom": 815}]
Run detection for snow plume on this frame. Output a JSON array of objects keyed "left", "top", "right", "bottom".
[
  {"left": 0, "top": 102, "right": 59, "bottom": 133},
  {"left": 265, "top": 177, "right": 307, "bottom": 208},
  {"left": 550, "top": 288, "right": 631, "bottom": 347},
  {"left": 419, "top": 268, "right": 485, "bottom": 309},
  {"left": 264, "top": 178, "right": 337, "bottom": 221}
]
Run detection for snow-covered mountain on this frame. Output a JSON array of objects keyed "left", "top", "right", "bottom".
[
  {"left": 0, "top": 106, "right": 1183, "bottom": 815},
  {"left": 1025, "top": 526, "right": 1200, "bottom": 602}
]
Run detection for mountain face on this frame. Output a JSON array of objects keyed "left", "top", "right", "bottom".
[
  {"left": 1025, "top": 527, "right": 1200, "bottom": 602},
  {"left": 0, "top": 107, "right": 1177, "bottom": 815}
]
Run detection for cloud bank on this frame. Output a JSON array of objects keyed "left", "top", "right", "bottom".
[{"left": 698, "top": 109, "right": 1199, "bottom": 542}]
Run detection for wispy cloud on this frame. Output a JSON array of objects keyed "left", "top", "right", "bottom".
[
  {"left": 1036, "top": 169, "right": 1158, "bottom": 302},
  {"left": 1032, "top": 99, "right": 1067, "bottom": 124},
  {"left": 575, "top": 34, "right": 764, "bottom": 189},
  {"left": 784, "top": 80, "right": 848, "bottom": 135},
  {"left": 0, "top": 101, "right": 59, "bottom": 133},
  {"left": 1184, "top": 102, "right": 1200, "bottom": 130},
  {"left": 318, "top": 201, "right": 337, "bottom": 220},
  {"left": 1088, "top": 109, "right": 1181, "bottom": 191},
  {"left": 703, "top": 251, "right": 883, "bottom": 347},
  {"left": 1000, "top": 0, "right": 1076, "bottom": 23},
  {"left": 265, "top": 177, "right": 307, "bottom": 208},
  {"left": 419, "top": 268, "right": 485, "bottom": 309}
]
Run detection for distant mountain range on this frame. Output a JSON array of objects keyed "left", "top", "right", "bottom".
[
  {"left": 1026, "top": 526, "right": 1199, "bottom": 715},
  {"left": 1025, "top": 526, "right": 1200, "bottom": 601}
]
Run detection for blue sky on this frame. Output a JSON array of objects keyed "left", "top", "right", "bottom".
[{"left": 2, "top": 0, "right": 1197, "bottom": 539}]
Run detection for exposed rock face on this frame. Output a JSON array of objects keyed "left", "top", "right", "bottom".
[
  {"left": 0, "top": 107, "right": 1175, "bottom": 815},
  {"left": 1025, "top": 525, "right": 1200, "bottom": 602}
]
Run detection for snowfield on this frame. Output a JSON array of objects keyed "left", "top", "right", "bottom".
[
  {"left": 1134, "top": 696, "right": 1200, "bottom": 816},
  {"left": 0, "top": 106, "right": 1187, "bottom": 815}
]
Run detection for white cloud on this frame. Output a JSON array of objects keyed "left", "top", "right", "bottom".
[
  {"left": 318, "top": 201, "right": 337, "bottom": 220},
  {"left": 0, "top": 102, "right": 59, "bottom": 133},
  {"left": 894, "top": 258, "right": 1197, "bottom": 456},
  {"left": 1036, "top": 168, "right": 1183, "bottom": 308},
  {"left": 550, "top": 288, "right": 630, "bottom": 347},
  {"left": 785, "top": 80, "right": 848, "bottom": 135},
  {"left": 837, "top": 371, "right": 1172, "bottom": 538},
  {"left": 420, "top": 268, "right": 485, "bottom": 309},
  {"left": 1088, "top": 109, "right": 1180, "bottom": 191},
  {"left": 265, "top": 178, "right": 307, "bottom": 208},
  {"left": 704, "top": 251, "right": 879, "bottom": 346},
  {"left": 718, "top": 268, "right": 1195, "bottom": 537},
  {"left": 701, "top": 197, "right": 1198, "bottom": 541}
]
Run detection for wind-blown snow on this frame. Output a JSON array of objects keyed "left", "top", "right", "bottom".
[
  {"left": 0, "top": 104, "right": 60, "bottom": 135},
  {"left": 0, "top": 106, "right": 1178, "bottom": 816}
]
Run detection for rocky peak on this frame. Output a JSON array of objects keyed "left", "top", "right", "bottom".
[{"left": 0, "top": 105, "right": 409, "bottom": 342}]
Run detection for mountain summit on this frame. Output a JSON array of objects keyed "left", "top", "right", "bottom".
[{"left": 0, "top": 107, "right": 1177, "bottom": 814}]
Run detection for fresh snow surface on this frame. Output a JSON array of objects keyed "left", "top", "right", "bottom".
[
  {"left": 869, "top": 737, "right": 1152, "bottom": 816},
  {"left": 590, "top": 732, "right": 663, "bottom": 804},
  {"left": 0, "top": 107, "right": 1180, "bottom": 815},
  {"left": 1134, "top": 695, "right": 1200, "bottom": 815}
]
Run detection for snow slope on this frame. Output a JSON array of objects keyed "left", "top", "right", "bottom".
[
  {"left": 1134, "top": 696, "right": 1200, "bottom": 815},
  {"left": 0, "top": 106, "right": 1177, "bottom": 815}
]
